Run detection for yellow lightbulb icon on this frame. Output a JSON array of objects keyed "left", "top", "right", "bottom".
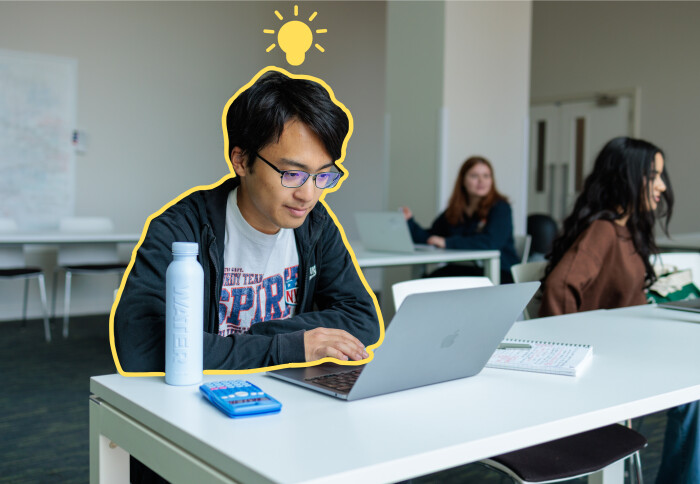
[
  {"left": 264, "top": 5, "right": 327, "bottom": 66},
  {"left": 278, "top": 20, "right": 313, "bottom": 66}
]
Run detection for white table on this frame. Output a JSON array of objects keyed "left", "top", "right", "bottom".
[
  {"left": 1, "top": 236, "right": 499, "bottom": 282},
  {"left": 656, "top": 232, "right": 700, "bottom": 252},
  {"left": 0, "top": 232, "right": 141, "bottom": 245},
  {"left": 350, "top": 242, "right": 501, "bottom": 285},
  {"left": 90, "top": 304, "right": 700, "bottom": 484}
]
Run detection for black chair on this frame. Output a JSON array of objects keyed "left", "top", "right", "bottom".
[
  {"left": 0, "top": 219, "right": 52, "bottom": 342},
  {"left": 483, "top": 423, "right": 647, "bottom": 483},
  {"left": 51, "top": 217, "right": 127, "bottom": 338},
  {"left": 527, "top": 214, "right": 558, "bottom": 260}
]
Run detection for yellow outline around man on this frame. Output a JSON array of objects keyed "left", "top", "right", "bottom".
[{"left": 110, "top": 66, "right": 384, "bottom": 377}]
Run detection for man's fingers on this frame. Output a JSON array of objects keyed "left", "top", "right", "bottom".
[
  {"left": 329, "top": 331, "right": 368, "bottom": 360},
  {"left": 304, "top": 327, "right": 369, "bottom": 362},
  {"left": 331, "top": 339, "right": 366, "bottom": 361},
  {"left": 323, "top": 346, "right": 349, "bottom": 361}
]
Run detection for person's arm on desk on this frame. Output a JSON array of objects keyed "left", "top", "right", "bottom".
[
  {"left": 402, "top": 206, "right": 451, "bottom": 246},
  {"left": 442, "top": 201, "right": 513, "bottom": 251}
]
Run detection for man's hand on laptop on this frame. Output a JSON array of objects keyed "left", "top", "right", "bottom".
[{"left": 304, "top": 328, "right": 369, "bottom": 362}]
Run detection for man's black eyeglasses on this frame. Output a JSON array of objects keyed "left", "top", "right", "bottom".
[{"left": 255, "top": 153, "right": 342, "bottom": 189}]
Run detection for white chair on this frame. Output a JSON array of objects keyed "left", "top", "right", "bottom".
[
  {"left": 510, "top": 261, "right": 548, "bottom": 319},
  {"left": 392, "top": 276, "right": 493, "bottom": 310},
  {"left": 653, "top": 252, "right": 700, "bottom": 287},
  {"left": 52, "top": 217, "right": 127, "bottom": 338},
  {"left": 391, "top": 273, "right": 646, "bottom": 484},
  {"left": 0, "top": 219, "right": 51, "bottom": 342},
  {"left": 513, "top": 234, "right": 532, "bottom": 264}
]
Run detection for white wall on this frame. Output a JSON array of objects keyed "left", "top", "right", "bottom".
[
  {"left": 443, "top": 1, "right": 532, "bottom": 236},
  {"left": 1, "top": 1, "right": 535, "bottom": 323},
  {"left": 0, "top": 1, "right": 387, "bottom": 321},
  {"left": 387, "top": 0, "right": 532, "bottom": 235},
  {"left": 381, "top": 1, "right": 532, "bottom": 318},
  {"left": 386, "top": 1, "right": 445, "bottom": 223},
  {"left": 531, "top": 1, "right": 700, "bottom": 234}
]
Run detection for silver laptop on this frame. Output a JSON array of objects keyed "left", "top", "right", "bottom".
[
  {"left": 355, "top": 211, "right": 436, "bottom": 253},
  {"left": 267, "top": 282, "right": 539, "bottom": 401}
]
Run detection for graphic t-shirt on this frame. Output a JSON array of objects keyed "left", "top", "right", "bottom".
[{"left": 218, "top": 188, "right": 299, "bottom": 337}]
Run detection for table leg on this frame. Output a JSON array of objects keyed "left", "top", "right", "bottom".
[
  {"left": 90, "top": 396, "right": 130, "bottom": 484},
  {"left": 587, "top": 459, "right": 624, "bottom": 484},
  {"left": 485, "top": 257, "right": 500, "bottom": 285}
]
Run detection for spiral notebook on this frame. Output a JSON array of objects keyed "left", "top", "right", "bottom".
[{"left": 486, "top": 339, "right": 593, "bottom": 376}]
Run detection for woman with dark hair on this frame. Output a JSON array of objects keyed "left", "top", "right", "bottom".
[
  {"left": 539, "top": 136, "right": 698, "bottom": 484},
  {"left": 402, "top": 156, "right": 519, "bottom": 283},
  {"left": 540, "top": 136, "right": 673, "bottom": 314}
]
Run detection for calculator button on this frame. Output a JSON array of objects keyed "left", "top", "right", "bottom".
[{"left": 235, "top": 391, "right": 249, "bottom": 397}]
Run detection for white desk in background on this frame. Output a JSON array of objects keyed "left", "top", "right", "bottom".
[
  {"left": 656, "top": 232, "right": 700, "bottom": 252},
  {"left": 89, "top": 304, "right": 700, "bottom": 484},
  {"left": 350, "top": 242, "right": 501, "bottom": 285},
  {"left": 0, "top": 232, "right": 141, "bottom": 245},
  {"left": 0, "top": 236, "right": 500, "bottom": 283}
]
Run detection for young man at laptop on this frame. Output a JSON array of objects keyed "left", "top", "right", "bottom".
[
  {"left": 115, "top": 71, "right": 380, "bottom": 374},
  {"left": 117, "top": 71, "right": 380, "bottom": 482}
]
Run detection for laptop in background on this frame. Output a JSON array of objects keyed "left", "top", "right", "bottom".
[
  {"left": 658, "top": 298, "right": 700, "bottom": 313},
  {"left": 355, "top": 211, "right": 436, "bottom": 253},
  {"left": 268, "top": 282, "right": 540, "bottom": 401}
]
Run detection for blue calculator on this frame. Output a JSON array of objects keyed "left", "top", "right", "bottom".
[{"left": 199, "top": 380, "right": 282, "bottom": 418}]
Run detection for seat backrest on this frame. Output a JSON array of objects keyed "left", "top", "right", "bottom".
[
  {"left": 527, "top": 214, "right": 558, "bottom": 256},
  {"left": 57, "top": 217, "right": 120, "bottom": 266},
  {"left": 510, "top": 261, "right": 548, "bottom": 284},
  {"left": 510, "top": 261, "right": 548, "bottom": 319},
  {"left": 652, "top": 252, "right": 700, "bottom": 287},
  {"left": 392, "top": 276, "right": 493, "bottom": 310},
  {"left": 514, "top": 234, "right": 532, "bottom": 264}
]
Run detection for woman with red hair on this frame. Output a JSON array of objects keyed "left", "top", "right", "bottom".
[{"left": 402, "top": 156, "right": 518, "bottom": 283}]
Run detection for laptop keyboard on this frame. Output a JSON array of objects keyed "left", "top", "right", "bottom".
[{"left": 305, "top": 369, "right": 363, "bottom": 393}]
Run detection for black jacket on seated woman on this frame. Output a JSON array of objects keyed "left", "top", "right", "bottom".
[{"left": 403, "top": 156, "right": 519, "bottom": 283}]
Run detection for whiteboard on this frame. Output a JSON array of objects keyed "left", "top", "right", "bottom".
[{"left": 0, "top": 49, "right": 77, "bottom": 229}]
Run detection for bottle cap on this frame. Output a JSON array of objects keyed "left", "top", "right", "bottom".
[{"left": 171, "top": 242, "right": 199, "bottom": 255}]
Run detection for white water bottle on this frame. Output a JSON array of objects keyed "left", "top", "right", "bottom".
[{"left": 165, "top": 242, "right": 204, "bottom": 385}]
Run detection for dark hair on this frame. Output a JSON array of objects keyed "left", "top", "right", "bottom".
[
  {"left": 225, "top": 71, "right": 349, "bottom": 169},
  {"left": 544, "top": 136, "right": 674, "bottom": 287},
  {"left": 445, "top": 156, "right": 508, "bottom": 225}
]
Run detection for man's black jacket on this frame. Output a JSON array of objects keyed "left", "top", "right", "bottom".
[{"left": 114, "top": 176, "right": 380, "bottom": 371}]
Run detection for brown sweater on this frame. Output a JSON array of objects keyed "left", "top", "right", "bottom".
[{"left": 539, "top": 220, "right": 647, "bottom": 316}]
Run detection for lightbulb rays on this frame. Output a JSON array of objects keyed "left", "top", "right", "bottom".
[{"left": 265, "top": 5, "right": 327, "bottom": 65}]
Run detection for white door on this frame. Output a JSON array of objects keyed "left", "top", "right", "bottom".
[{"left": 528, "top": 96, "right": 634, "bottom": 223}]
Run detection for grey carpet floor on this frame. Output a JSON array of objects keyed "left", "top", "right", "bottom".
[{"left": 0, "top": 316, "right": 669, "bottom": 484}]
